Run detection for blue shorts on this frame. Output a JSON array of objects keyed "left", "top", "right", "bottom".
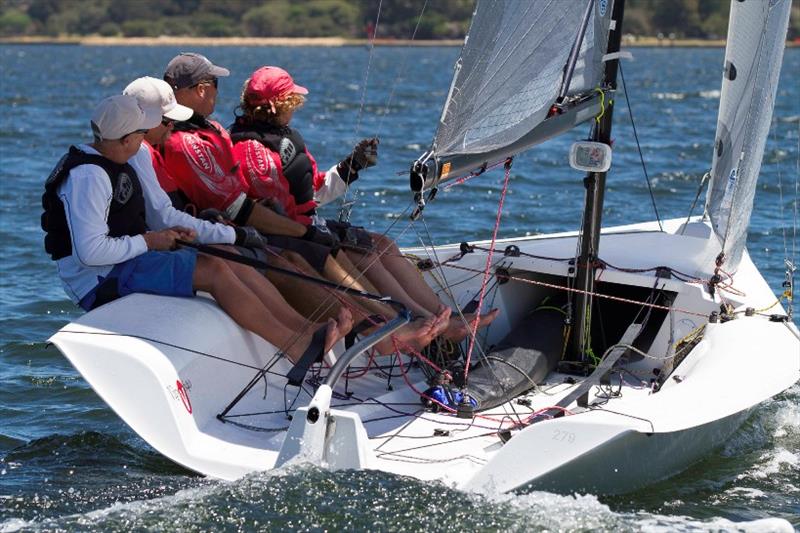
[{"left": 79, "top": 249, "right": 197, "bottom": 311}]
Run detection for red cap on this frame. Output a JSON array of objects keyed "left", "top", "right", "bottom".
[{"left": 245, "top": 66, "right": 308, "bottom": 106}]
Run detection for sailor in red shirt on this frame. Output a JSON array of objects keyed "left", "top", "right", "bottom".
[
  {"left": 230, "top": 66, "right": 499, "bottom": 339},
  {"left": 157, "top": 54, "right": 453, "bottom": 347},
  {"left": 159, "top": 54, "right": 316, "bottom": 240}
]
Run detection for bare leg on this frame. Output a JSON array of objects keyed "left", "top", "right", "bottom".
[
  {"left": 192, "top": 254, "right": 351, "bottom": 362},
  {"left": 334, "top": 251, "right": 380, "bottom": 293},
  {"left": 345, "top": 248, "right": 432, "bottom": 318},
  {"left": 223, "top": 255, "right": 317, "bottom": 332},
  {"left": 322, "top": 255, "right": 373, "bottom": 294},
  {"left": 366, "top": 233, "right": 500, "bottom": 339},
  {"left": 371, "top": 234, "right": 445, "bottom": 314},
  {"left": 280, "top": 251, "right": 395, "bottom": 320},
  {"left": 245, "top": 203, "right": 306, "bottom": 238},
  {"left": 208, "top": 245, "right": 344, "bottom": 323},
  {"left": 263, "top": 251, "right": 344, "bottom": 322},
  {"left": 373, "top": 307, "right": 451, "bottom": 355},
  {"left": 443, "top": 308, "right": 500, "bottom": 342}
]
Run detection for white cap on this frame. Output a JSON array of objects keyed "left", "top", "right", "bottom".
[
  {"left": 123, "top": 76, "right": 193, "bottom": 121},
  {"left": 90, "top": 94, "right": 161, "bottom": 141}
]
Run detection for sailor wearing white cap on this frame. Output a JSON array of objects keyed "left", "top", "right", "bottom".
[
  {"left": 122, "top": 76, "right": 238, "bottom": 246},
  {"left": 41, "top": 93, "right": 353, "bottom": 365}
]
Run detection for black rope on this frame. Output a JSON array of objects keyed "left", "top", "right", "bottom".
[{"left": 619, "top": 62, "right": 664, "bottom": 232}]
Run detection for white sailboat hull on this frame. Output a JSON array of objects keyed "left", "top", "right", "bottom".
[
  {"left": 49, "top": 218, "right": 800, "bottom": 494},
  {"left": 471, "top": 408, "right": 752, "bottom": 494}
]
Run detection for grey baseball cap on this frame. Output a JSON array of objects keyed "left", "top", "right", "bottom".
[{"left": 163, "top": 52, "right": 230, "bottom": 90}]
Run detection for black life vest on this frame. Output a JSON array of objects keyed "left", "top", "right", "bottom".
[
  {"left": 229, "top": 121, "right": 316, "bottom": 215},
  {"left": 172, "top": 112, "right": 219, "bottom": 133},
  {"left": 41, "top": 146, "right": 148, "bottom": 261}
]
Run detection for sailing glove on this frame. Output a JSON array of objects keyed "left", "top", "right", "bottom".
[
  {"left": 234, "top": 226, "right": 267, "bottom": 249},
  {"left": 198, "top": 208, "right": 231, "bottom": 223},
  {"left": 337, "top": 137, "right": 379, "bottom": 184},
  {"left": 302, "top": 224, "right": 340, "bottom": 251}
]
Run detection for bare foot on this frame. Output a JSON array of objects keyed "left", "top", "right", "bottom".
[
  {"left": 375, "top": 307, "right": 451, "bottom": 354},
  {"left": 430, "top": 307, "right": 451, "bottom": 338},
  {"left": 443, "top": 308, "right": 500, "bottom": 342},
  {"left": 324, "top": 307, "right": 353, "bottom": 353}
]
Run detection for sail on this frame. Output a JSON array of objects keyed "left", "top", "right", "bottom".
[
  {"left": 427, "top": 0, "right": 615, "bottom": 184},
  {"left": 704, "top": 0, "right": 791, "bottom": 269}
]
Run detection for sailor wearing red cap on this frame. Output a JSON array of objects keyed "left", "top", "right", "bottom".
[{"left": 229, "top": 66, "right": 499, "bottom": 334}]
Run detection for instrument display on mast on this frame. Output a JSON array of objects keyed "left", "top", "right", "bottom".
[{"left": 569, "top": 141, "right": 612, "bottom": 173}]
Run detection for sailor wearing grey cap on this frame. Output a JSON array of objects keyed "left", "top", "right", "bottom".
[
  {"left": 164, "top": 52, "right": 230, "bottom": 90},
  {"left": 164, "top": 52, "right": 229, "bottom": 118},
  {"left": 41, "top": 92, "right": 353, "bottom": 364},
  {"left": 160, "top": 53, "right": 343, "bottom": 263}
]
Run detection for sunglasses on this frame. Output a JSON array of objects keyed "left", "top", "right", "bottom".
[{"left": 118, "top": 128, "right": 149, "bottom": 141}]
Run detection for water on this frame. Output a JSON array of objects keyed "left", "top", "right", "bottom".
[{"left": 1, "top": 45, "right": 798, "bottom": 531}]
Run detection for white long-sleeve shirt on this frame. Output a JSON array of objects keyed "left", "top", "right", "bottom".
[
  {"left": 314, "top": 164, "right": 348, "bottom": 207},
  {"left": 55, "top": 143, "right": 236, "bottom": 303}
]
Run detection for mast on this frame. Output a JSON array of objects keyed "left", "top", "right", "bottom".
[{"left": 566, "top": 0, "right": 626, "bottom": 366}]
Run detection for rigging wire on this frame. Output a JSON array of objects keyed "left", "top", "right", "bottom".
[
  {"left": 413, "top": 215, "right": 505, "bottom": 383},
  {"left": 793, "top": 122, "right": 800, "bottom": 313},
  {"left": 775, "top": 118, "right": 800, "bottom": 314},
  {"left": 353, "top": 0, "right": 382, "bottom": 140},
  {"left": 794, "top": 121, "right": 799, "bottom": 274},
  {"left": 618, "top": 62, "right": 663, "bottom": 232},
  {"left": 339, "top": 0, "right": 383, "bottom": 215},
  {"left": 440, "top": 261, "right": 712, "bottom": 319},
  {"left": 463, "top": 159, "right": 513, "bottom": 382},
  {"left": 679, "top": 171, "right": 710, "bottom": 236},
  {"left": 375, "top": 0, "right": 429, "bottom": 139}
]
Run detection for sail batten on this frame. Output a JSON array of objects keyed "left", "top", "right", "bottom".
[
  {"left": 705, "top": 0, "right": 791, "bottom": 270},
  {"left": 424, "top": 0, "right": 615, "bottom": 188}
]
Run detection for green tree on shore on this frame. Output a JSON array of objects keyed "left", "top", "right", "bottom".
[{"left": 0, "top": 0, "right": 797, "bottom": 40}]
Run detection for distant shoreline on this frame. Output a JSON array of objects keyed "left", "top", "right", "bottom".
[{"left": 3, "top": 35, "right": 792, "bottom": 47}]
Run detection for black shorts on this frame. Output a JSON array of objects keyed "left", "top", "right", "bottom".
[
  {"left": 262, "top": 235, "right": 330, "bottom": 274},
  {"left": 232, "top": 245, "right": 271, "bottom": 275},
  {"left": 325, "top": 220, "right": 374, "bottom": 251}
]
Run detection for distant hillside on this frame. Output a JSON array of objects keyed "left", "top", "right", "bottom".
[{"left": 1, "top": 0, "right": 798, "bottom": 40}]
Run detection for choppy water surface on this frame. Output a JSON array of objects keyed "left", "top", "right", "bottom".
[{"left": 1, "top": 45, "right": 798, "bottom": 531}]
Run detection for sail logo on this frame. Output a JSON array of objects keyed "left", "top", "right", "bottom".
[
  {"left": 167, "top": 379, "right": 193, "bottom": 414},
  {"left": 599, "top": 0, "right": 608, "bottom": 16},
  {"left": 725, "top": 167, "right": 737, "bottom": 194}
]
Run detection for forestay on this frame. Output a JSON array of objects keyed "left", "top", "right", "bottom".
[
  {"left": 429, "top": 0, "right": 614, "bottom": 182},
  {"left": 705, "top": 0, "right": 791, "bottom": 269}
]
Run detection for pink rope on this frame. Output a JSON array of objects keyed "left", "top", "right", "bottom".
[
  {"left": 442, "top": 159, "right": 508, "bottom": 191},
  {"left": 463, "top": 159, "right": 513, "bottom": 383}
]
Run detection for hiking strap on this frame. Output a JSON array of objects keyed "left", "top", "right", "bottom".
[
  {"left": 345, "top": 314, "right": 387, "bottom": 349},
  {"left": 286, "top": 326, "right": 329, "bottom": 387}
]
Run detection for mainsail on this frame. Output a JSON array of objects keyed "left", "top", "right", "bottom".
[
  {"left": 705, "top": 0, "right": 791, "bottom": 270},
  {"left": 413, "top": 0, "right": 615, "bottom": 190}
]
